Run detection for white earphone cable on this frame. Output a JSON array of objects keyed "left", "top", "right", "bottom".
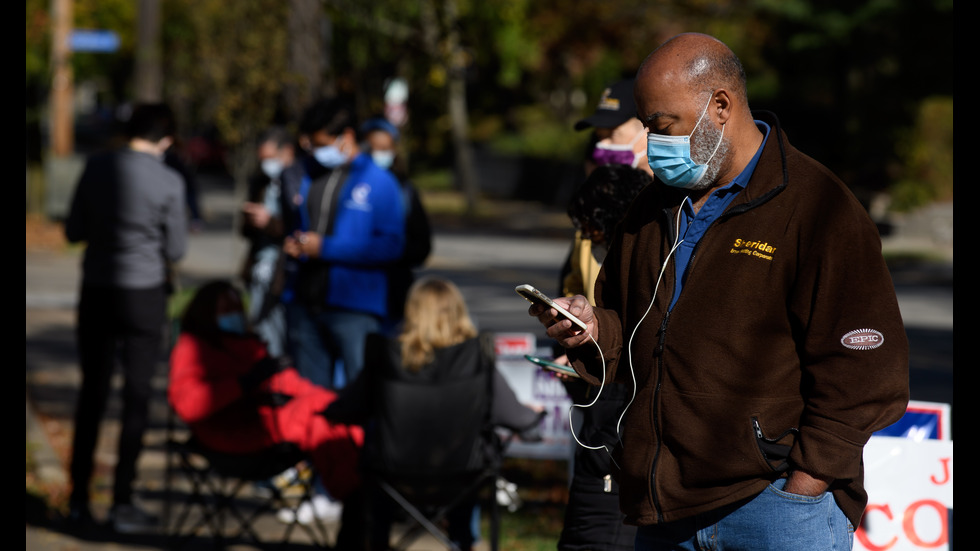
[{"left": 567, "top": 201, "right": 688, "bottom": 468}]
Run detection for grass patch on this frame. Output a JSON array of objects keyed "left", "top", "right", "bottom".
[
  {"left": 167, "top": 286, "right": 199, "bottom": 320},
  {"left": 489, "top": 502, "right": 566, "bottom": 550},
  {"left": 413, "top": 168, "right": 456, "bottom": 193},
  {"left": 883, "top": 249, "right": 949, "bottom": 267},
  {"left": 484, "top": 456, "right": 569, "bottom": 548}
]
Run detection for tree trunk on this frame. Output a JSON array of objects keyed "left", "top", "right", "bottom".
[
  {"left": 285, "top": 0, "right": 327, "bottom": 124},
  {"left": 443, "top": 0, "right": 478, "bottom": 215},
  {"left": 420, "top": 0, "right": 478, "bottom": 215},
  {"left": 135, "top": 0, "right": 163, "bottom": 103}
]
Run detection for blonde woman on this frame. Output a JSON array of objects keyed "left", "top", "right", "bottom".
[{"left": 325, "top": 276, "right": 544, "bottom": 551}]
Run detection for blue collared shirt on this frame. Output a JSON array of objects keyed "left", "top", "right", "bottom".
[{"left": 668, "top": 121, "right": 771, "bottom": 310}]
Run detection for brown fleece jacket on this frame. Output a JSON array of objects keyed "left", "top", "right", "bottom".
[{"left": 567, "top": 112, "right": 909, "bottom": 528}]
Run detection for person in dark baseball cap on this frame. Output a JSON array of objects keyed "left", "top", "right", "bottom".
[
  {"left": 574, "top": 78, "right": 638, "bottom": 131},
  {"left": 575, "top": 78, "right": 651, "bottom": 175}
]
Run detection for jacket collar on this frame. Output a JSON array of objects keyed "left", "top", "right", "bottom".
[{"left": 736, "top": 110, "right": 789, "bottom": 207}]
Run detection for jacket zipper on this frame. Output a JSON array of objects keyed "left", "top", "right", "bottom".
[
  {"left": 643, "top": 116, "right": 791, "bottom": 522},
  {"left": 650, "top": 309, "right": 670, "bottom": 522}
]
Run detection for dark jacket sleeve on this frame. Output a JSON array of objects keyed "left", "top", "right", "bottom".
[
  {"left": 65, "top": 154, "right": 101, "bottom": 243},
  {"left": 490, "top": 370, "right": 543, "bottom": 434},
  {"left": 400, "top": 180, "right": 432, "bottom": 267}
]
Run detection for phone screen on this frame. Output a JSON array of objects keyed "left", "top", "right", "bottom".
[
  {"left": 524, "top": 354, "right": 581, "bottom": 378},
  {"left": 515, "top": 284, "right": 588, "bottom": 332}
]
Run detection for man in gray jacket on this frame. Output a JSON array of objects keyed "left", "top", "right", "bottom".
[{"left": 64, "top": 102, "right": 188, "bottom": 534}]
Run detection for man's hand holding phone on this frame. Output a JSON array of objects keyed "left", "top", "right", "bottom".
[
  {"left": 517, "top": 285, "right": 597, "bottom": 348},
  {"left": 283, "top": 231, "right": 322, "bottom": 259}
]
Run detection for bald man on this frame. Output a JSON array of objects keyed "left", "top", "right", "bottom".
[{"left": 528, "top": 33, "right": 909, "bottom": 550}]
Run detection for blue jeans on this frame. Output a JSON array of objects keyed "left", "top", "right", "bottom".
[
  {"left": 635, "top": 478, "right": 854, "bottom": 550},
  {"left": 285, "top": 302, "right": 380, "bottom": 390}
]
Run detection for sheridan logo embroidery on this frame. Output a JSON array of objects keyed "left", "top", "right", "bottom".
[
  {"left": 729, "top": 238, "right": 777, "bottom": 261},
  {"left": 841, "top": 328, "right": 884, "bottom": 350}
]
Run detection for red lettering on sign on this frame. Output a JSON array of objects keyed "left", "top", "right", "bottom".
[
  {"left": 857, "top": 500, "right": 949, "bottom": 550},
  {"left": 903, "top": 500, "right": 948, "bottom": 548},
  {"left": 929, "top": 457, "right": 951, "bottom": 485},
  {"left": 857, "top": 504, "right": 898, "bottom": 551}
]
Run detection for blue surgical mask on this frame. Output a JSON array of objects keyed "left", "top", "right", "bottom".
[
  {"left": 646, "top": 96, "right": 724, "bottom": 189},
  {"left": 371, "top": 150, "right": 396, "bottom": 170},
  {"left": 261, "top": 158, "right": 284, "bottom": 179},
  {"left": 217, "top": 312, "right": 247, "bottom": 335},
  {"left": 313, "top": 139, "right": 348, "bottom": 168}
]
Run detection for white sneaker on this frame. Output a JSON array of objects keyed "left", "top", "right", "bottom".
[
  {"left": 276, "top": 505, "right": 298, "bottom": 524},
  {"left": 276, "top": 494, "right": 343, "bottom": 525},
  {"left": 310, "top": 494, "right": 343, "bottom": 521}
]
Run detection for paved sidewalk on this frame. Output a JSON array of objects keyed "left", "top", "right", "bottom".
[{"left": 27, "top": 175, "right": 952, "bottom": 550}]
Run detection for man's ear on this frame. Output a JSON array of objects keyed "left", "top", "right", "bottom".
[{"left": 712, "top": 89, "right": 733, "bottom": 125}]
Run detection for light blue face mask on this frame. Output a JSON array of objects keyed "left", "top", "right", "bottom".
[
  {"left": 646, "top": 96, "right": 724, "bottom": 189},
  {"left": 261, "top": 158, "right": 284, "bottom": 179},
  {"left": 313, "top": 138, "right": 348, "bottom": 168},
  {"left": 217, "top": 312, "right": 247, "bottom": 335},
  {"left": 371, "top": 150, "right": 395, "bottom": 170}
]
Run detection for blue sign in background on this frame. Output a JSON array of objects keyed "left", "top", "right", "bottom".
[
  {"left": 69, "top": 29, "right": 120, "bottom": 53},
  {"left": 873, "top": 402, "right": 950, "bottom": 441}
]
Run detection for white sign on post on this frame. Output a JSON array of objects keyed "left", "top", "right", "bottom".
[
  {"left": 493, "top": 333, "right": 573, "bottom": 460},
  {"left": 856, "top": 436, "right": 953, "bottom": 551}
]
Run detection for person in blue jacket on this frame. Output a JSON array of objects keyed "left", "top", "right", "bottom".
[{"left": 279, "top": 96, "right": 406, "bottom": 393}]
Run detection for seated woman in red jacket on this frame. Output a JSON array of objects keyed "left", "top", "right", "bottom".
[{"left": 167, "top": 279, "right": 364, "bottom": 512}]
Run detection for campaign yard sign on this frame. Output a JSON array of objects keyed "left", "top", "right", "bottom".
[
  {"left": 873, "top": 400, "right": 951, "bottom": 441},
  {"left": 858, "top": 401, "right": 952, "bottom": 551},
  {"left": 494, "top": 333, "right": 573, "bottom": 460},
  {"left": 857, "top": 436, "right": 953, "bottom": 551}
]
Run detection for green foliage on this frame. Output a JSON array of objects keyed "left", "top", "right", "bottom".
[
  {"left": 483, "top": 105, "right": 590, "bottom": 161},
  {"left": 164, "top": 0, "right": 288, "bottom": 149},
  {"left": 25, "top": 0, "right": 955, "bottom": 208},
  {"left": 25, "top": 0, "right": 51, "bottom": 82},
  {"left": 889, "top": 96, "right": 954, "bottom": 212},
  {"left": 412, "top": 169, "right": 455, "bottom": 192}
]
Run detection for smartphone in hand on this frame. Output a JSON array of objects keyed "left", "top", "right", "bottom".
[
  {"left": 524, "top": 354, "right": 581, "bottom": 378},
  {"left": 515, "top": 284, "right": 589, "bottom": 332}
]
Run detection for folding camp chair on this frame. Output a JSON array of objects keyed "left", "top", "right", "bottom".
[
  {"left": 363, "top": 354, "right": 510, "bottom": 551},
  {"left": 162, "top": 413, "right": 334, "bottom": 549}
]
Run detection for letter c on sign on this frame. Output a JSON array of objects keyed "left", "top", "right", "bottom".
[{"left": 856, "top": 504, "right": 898, "bottom": 551}]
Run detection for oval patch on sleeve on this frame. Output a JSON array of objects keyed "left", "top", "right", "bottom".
[{"left": 840, "top": 328, "right": 885, "bottom": 350}]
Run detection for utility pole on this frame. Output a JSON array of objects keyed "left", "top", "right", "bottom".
[{"left": 49, "top": 0, "right": 73, "bottom": 157}]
